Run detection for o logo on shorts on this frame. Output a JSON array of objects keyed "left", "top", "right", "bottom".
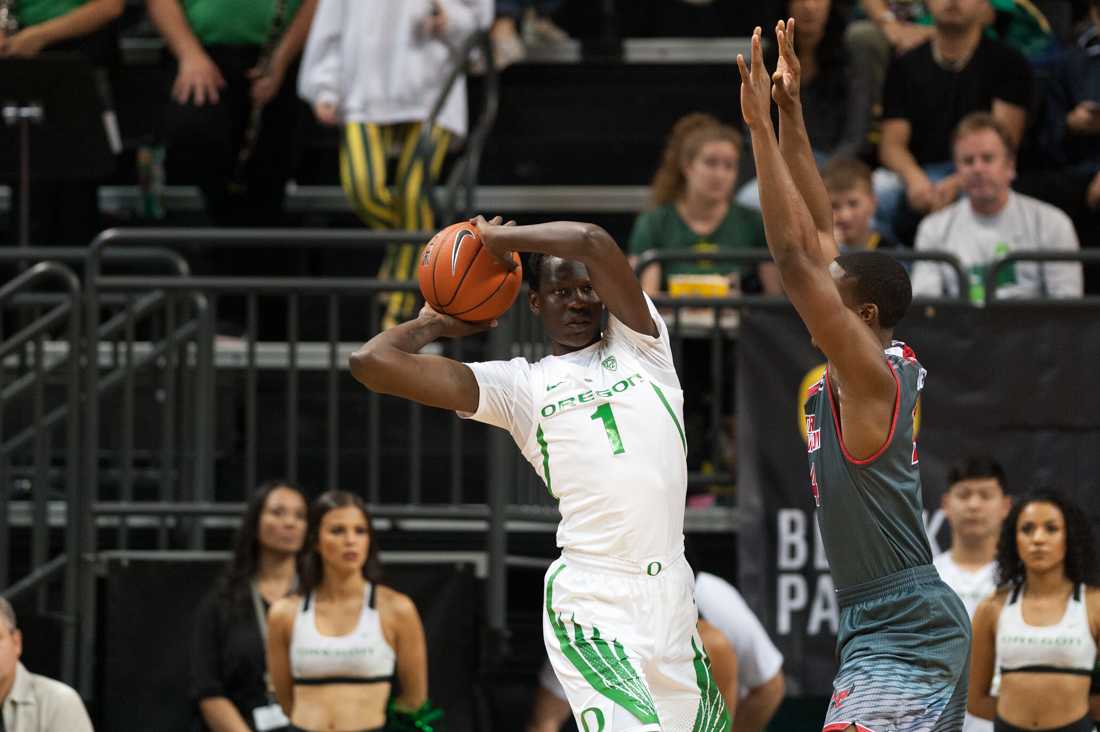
[
  {"left": 580, "top": 707, "right": 605, "bottom": 732},
  {"left": 646, "top": 562, "right": 662, "bottom": 576}
]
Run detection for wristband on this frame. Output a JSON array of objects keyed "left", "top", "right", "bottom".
[{"left": 387, "top": 699, "right": 445, "bottom": 732}]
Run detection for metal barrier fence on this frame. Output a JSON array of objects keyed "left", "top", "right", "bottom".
[
  {"left": 3, "top": 233, "right": 1094, "bottom": 698},
  {"left": 0, "top": 261, "right": 81, "bottom": 684}
]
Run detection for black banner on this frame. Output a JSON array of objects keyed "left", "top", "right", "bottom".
[{"left": 736, "top": 304, "right": 1100, "bottom": 696}]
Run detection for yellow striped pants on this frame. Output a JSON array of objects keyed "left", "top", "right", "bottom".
[{"left": 339, "top": 121, "right": 451, "bottom": 327}]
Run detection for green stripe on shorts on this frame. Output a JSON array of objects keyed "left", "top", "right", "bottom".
[
  {"left": 691, "top": 636, "right": 730, "bottom": 731},
  {"left": 545, "top": 564, "right": 659, "bottom": 724}
]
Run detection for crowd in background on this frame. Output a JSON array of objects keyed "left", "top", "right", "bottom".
[{"left": 1, "top": 0, "right": 1097, "bottom": 297}]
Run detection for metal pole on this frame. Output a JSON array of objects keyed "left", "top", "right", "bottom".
[
  {"left": 485, "top": 319, "right": 511, "bottom": 661},
  {"left": 327, "top": 296, "right": 339, "bottom": 492},
  {"left": 19, "top": 115, "right": 30, "bottom": 248},
  {"left": 62, "top": 281, "right": 81, "bottom": 686}
]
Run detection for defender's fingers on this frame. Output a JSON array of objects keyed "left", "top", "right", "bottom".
[
  {"left": 751, "top": 27, "right": 763, "bottom": 68},
  {"left": 736, "top": 54, "right": 751, "bottom": 84}
]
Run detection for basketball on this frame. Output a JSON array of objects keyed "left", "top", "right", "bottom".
[{"left": 418, "top": 222, "right": 523, "bottom": 322}]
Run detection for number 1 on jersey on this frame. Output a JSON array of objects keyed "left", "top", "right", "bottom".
[{"left": 591, "top": 403, "right": 625, "bottom": 455}]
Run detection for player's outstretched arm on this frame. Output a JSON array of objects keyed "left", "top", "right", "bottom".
[
  {"left": 348, "top": 306, "right": 486, "bottom": 413},
  {"left": 771, "top": 18, "right": 838, "bottom": 266},
  {"left": 737, "top": 28, "right": 893, "bottom": 410},
  {"left": 472, "top": 216, "right": 657, "bottom": 337}
]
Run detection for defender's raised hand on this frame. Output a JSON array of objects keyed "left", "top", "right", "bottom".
[
  {"left": 771, "top": 18, "right": 801, "bottom": 114},
  {"left": 736, "top": 27, "right": 774, "bottom": 131}
]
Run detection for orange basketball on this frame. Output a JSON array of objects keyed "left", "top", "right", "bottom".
[{"left": 418, "top": 222, "right": 523, "bottom": 322}]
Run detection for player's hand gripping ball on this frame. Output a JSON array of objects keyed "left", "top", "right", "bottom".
[{"left": 417, "top": 221, "right": 522, "bottom": 323}]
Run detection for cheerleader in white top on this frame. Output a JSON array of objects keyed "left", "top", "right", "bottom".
[
  {"left": 969, "top": 490, "right": 1100, "bottom": 732},
  {"left": 350, "top": 217, "right": 728, "bottom": 731},
  {"left": 266, "top": 491, "right": 439, "bottom": 732}
]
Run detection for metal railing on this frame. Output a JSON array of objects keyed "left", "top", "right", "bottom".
[
  {"left": 14, "top": 235, "right": 1093, "bottom": 700},
  {"left": 0, "top": 261, "right": 82, "bottom": 686},
  {"left": 986, "top": 249, "right": 1100, "bottom": 305}
]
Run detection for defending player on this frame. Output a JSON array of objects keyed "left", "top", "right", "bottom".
[
  {"left": 349, "top": 217, "right": 729, "bottom": 731},
  {"left": 736, "top": 20, "right": 970, "bottom": 731}
]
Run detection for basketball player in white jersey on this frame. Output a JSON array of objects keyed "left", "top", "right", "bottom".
[
  {"left": 932, "top": 457, "right": 1012, "bottom": 732},
  {"left": 349, "top": 216, "right": 730, "bottom": 731}
]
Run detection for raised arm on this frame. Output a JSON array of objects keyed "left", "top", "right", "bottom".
[
  {"left": 771, "top": 18, "right": 838, "bottom": 265},
  {"left": 475, "top": 216, "right": 656, "bottom": 336},
  {"left": 348, "top": 307, "right": 486, "bottom": 413},
  {"left": 737, "top": 27, "right": 895, "bottom": 423}
]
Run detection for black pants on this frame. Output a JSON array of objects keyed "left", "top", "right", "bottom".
[
  {"left": 994, "top": 715, "right": 1095, "bottom": 732},
  {"left": 4, "top": 29, "right": 118, "bottom": 247},
  {"left": 162, "top": 44, "right": 304, "bottom": 227}
]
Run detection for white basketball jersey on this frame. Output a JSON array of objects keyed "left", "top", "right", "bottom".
[{"left": 460, "top": 296, "right": 688, "bottom": 563}]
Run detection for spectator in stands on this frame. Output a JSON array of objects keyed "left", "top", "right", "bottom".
[
  {"left": 0, "top": 0, "right": 120, "bottom": 56},
  {"left": 932, "top": 457, "right": 1011, "bottom": 732},
  {"left": 299, "top": 0, "right": 491, "bottom": 330},
  {"left": 1065, "top": 0, "right": 1100, "bottom": 212},
  {"left": 266, "top": 490, "right": 437, "bottom": 732},
  {"left": 969, "top": 490, "right": 1100, "bottom": 731},
  {"left": 737, "top": 0, "right": 874, "bottom": 210},
  {"left": 848, "top": 0, "right": 938, "bottom": 112},
  {"left": 877, "top": 0, "right": 1033, "bottom": 244},
  {"left": 0, "top": 597, "right": 93, "bottom": 732},
  {"left": 147, "top": 0, "right": 318, "bottom": 226},
  {"left": 526, "top": 570, "right": 784, "bottom": 732},
  {"left": 847, "top": 1, "right": 1053, "bottom": 115},
  {"left": 190, "top": 480, "right": 307, "bottom": 732},
  {"left": 630, "top": 113, "right": 770, "bottom": 480},
  {"left": 0, "top": 0, "right": 122, "bottom": 247},
  {"left": 489, "top": 0, "right": 568, "bottom": 70},
  {"left": 912, "top": 113, "right": 1083, "bottom": 301},
  {"left": 823, "top": 157, "right": 902, "bottom": 252},
  {"left": 630, "top": 113, "right": 769, "bottom": 296}
]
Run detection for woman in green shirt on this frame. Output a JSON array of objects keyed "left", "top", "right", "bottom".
[
  {"left": 0, "top": 0, "right": 121, "bottom": 58},
  {"left": 630, "top": 113, "right": 775, "bottom": 481},
  {"left": 629, "top": 113, "right": 776, "bottom": 296}
]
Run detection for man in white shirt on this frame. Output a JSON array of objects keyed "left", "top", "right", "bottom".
[
  {"left": 0, "top": 598, "right": 94, "bottom": 732},
  {"left": 932, "top": 456, "right": 1011, "bottom": 732},
  {"left": 912, "top": 112, "right": 1083, "bottom": 303},
  {"left": 350, "top": 217, "right": 727, "bottom": 730}
]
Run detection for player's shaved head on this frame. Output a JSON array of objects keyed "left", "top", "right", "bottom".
[{"left": 834, "top": 251, "right": 912, "bottom": 329}]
